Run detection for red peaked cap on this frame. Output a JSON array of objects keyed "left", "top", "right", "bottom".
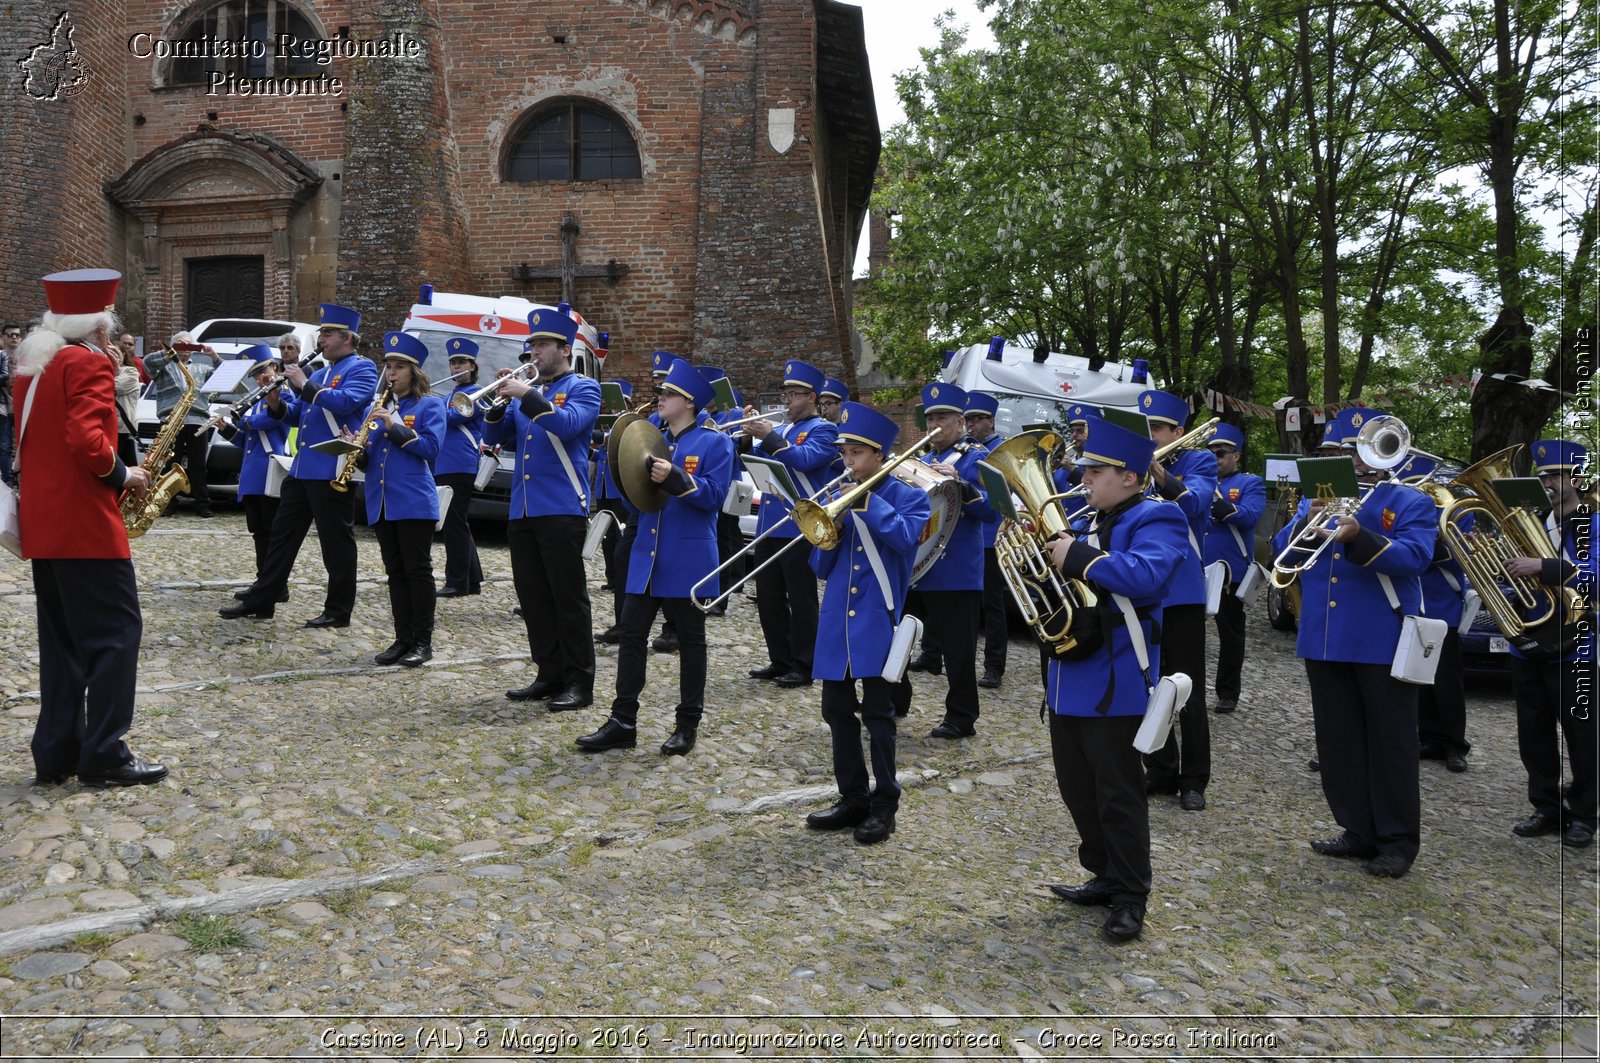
[{"left": 40, "top": 269, "right": 122, "bottom": 315}]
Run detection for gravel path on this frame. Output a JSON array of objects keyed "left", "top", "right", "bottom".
[{"left": 0, "top": 511, "right": 1594, "bottom": 1059}]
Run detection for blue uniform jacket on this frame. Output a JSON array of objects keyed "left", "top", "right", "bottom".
[
  {"left": 483, "top": 371, "right": 600, "bottom": 519},
  {"left": 1275, "top": 481, "right": 1438, "bottom": 665},
  {"left": 1204, "top": 471, "right": 1266, "bottom": 583},
  {"left": 913, "top": 442, "right": 999, "bottom": 591},
  {"left": 279, "top": 353, "right": 380, "bottom": 481},
  {"left": 810, "top": 475, "right": 932, "bottom": 681},
  {"left": 627, "top": 422, "right": 735, "bottom": 598},
  {"left": 752, "top": 415, "right": 839, "bottom": 540},
  {"left": 1046, "top": 497, "right": 1188, "bottom": 717},
  {"left": 364, "top": 394, "right": 445, "bottom": 523},
  {"left": 973, "top": 434, "right": 1004, "bottom": 549},
  {"left": 1151, "top": 449, "right": 1216, "bottom": 607},
  {"left": 436, "top": 385, "right": 485, "bottom": 477},
  {"left": 230, "top": 400, "right": 290, "bottom": 498}
]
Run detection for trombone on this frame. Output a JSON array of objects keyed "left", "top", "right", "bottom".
[
  {"left": 451, "top": 363, "right": 539, "bottom": 417},
  {"left": 792, "top": 430, "right": 940, "bottom": 549}
]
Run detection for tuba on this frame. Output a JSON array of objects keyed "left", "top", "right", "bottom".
[
  {"left": 121, "top": 355, "right": 197, "bottom": 538},
  {"left": 983, "top": 430, "right": 1100, "bottom": 655}
]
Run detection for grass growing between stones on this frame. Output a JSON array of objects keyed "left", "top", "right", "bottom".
[
  {"left": 73, "top": 932, "right": 114, "bottom": 950},
  {"left": 173, "top": 912, "right": 251, "bottom": 952},
  {"left": 321, "top": 888, "right": 371, "bottom": 915}
]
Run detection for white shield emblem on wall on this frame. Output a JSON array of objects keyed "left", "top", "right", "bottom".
[{"left": 768, "top": 108, "right": 795, "bottom": 154}]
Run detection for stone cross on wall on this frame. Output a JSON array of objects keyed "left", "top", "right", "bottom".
[{"left": 509, "top": 212, "right": 630, "bottom": 300}]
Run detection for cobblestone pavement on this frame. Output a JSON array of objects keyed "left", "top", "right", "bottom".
[{"left": 0, "top": 510, "right": 1594, "bottom": 1060}]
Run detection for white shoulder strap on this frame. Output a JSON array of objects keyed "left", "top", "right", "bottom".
[
  {"left": 1090, "top": 512, "right": 1155, "bottom": 689},
  {"left": 1376, "top": 571, "right": 1405, "bottom": 615},
  {"left": 544, "top": 429, "right": 588, "bottom": 509},
  {"left": 850, "top": 510, "right": 895, "bottom": 606}
]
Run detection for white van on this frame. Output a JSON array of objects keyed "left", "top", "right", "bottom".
[
  {"left": 939, "top": 338, "right": 1152, "bottom": 436},
  {"left": 401, "top": 286, "right": 608, "bottom": 519}
]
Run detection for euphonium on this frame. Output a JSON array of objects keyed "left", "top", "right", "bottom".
[
  {"left": 983, "top": 430, "right": 1100, "bottom": 655},
  {"left": 122, "top": 355, "right": 197, "bottom": 538},
  {"left": 330, "top": 385, "right": 393, "bottom": 493}
]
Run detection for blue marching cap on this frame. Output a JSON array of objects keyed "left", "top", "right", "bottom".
[
  {"left": 318, "top": 303, "right": 361, "bottom": 333},
  {"left": 236, "top": 344, "right": 277, "bottom": 374},
  {"left": 445, "top": 337, "right": 479, "bottom": 361},
  {"left": 1066, "top": 402, "right": 1102, "bottom": 427},
  {"left": 660, "top": 359, "right": 715, "bottom": 412},
  {"left": 1329, "top": 406, "right": 1378, "bottom": 448},
  {"left": 1395, "top": 453, "right": 1440, "bottom": 481},
  {"left": 964, "top": 392, "right": 999, "bottom": 419},
  {"left": 1210, "top": 423, "right": 1246, "bottom": 451},
  {"left": 651, "top": 350, "right": 680, "bottom": 377},
  {"left": 382, "top": 331, "right": 429, "bottom": 367},
  {"left": 1077, "top": 418, "right": 1158, "bottom": 471},
  {"left": 921, "top": 382, "right": 968, "bottom": 415},
  {"left": 527, "top": 306, "right": 578, "bottom": 346},
  {"left": 1533, "top": 439, "right": 1588, "bottom": 475},
  {"left": 699, "top": 365, "right": 728, "bottom": 383},
  {"left": 1316, "top": 421, "right": 1346, "bottom": 450},
  {"left": 1139, "top": 389, "right": 1189, "bottom": 427},
  {"left": 783, "top": 359, "right": 826, "bottom": 393},
  {"left": 836, "top": 401, "right": 900, "bottom": 453},
  {"left": 519, "top": 339, "right": 536, "bottom": 363},
  {"left": 821, "top": 377, "right": 851, "bottom": 402},
  {"left": 613, "top": 379, "right": 634, "bottom": 398}
]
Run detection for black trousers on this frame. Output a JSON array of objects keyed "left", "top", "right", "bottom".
[
  {"left": 1306, "top": 659, "right": 1421, "bottom": 863},
  {"left": 913, "top": 589, "right": 982, "bottom": 730},
  {"left": 241, "top": 494, "right": 279, "bottom": 582},
  {"left": 610, "top": 594, "right": 706, "bottom": 727},
  {"left": 169, "top": 422, "right": 210, "bottom": 506},
  {"left": 1050, "top": 712, "right": 1150, "bottom": 904},
  {"left": 596, "top": 497, "right": 627, "bottom": 592},
  {"left": 611, "top": 517, "right": 636, "bottom": 619},
  {"left": 31, "top": 558, "right": 141, "bottom": 777},
  {"left": 116, "top": 432, "right": 139, "bottom": 469},
  {"left": 243, "top": 476, "right": 357, "bottom": 618},
  {"left": 373, "top": 518, "right": 437, "bottom": 642},
  {"left": 716, "top": 511, "right": 745, "bottom": 597},
  {"left": 508, "top": 514, "right": 595, "bottom": 691},
  {"left": 1212, "top": 584, "right": 1246, "bottom": 702},
  {"left": 1418, "top": 629, "right": 1469, "bottom": 757},
  {"left": 822, "top": 675, "right": 908, "bottom": 812},
  {"left": 1144, "top": 602, "right": 1209, "bottom": 792},
  {"left": 1511, "top": 654, "right": 1598, "bottom": 827},
  {"left": 434, "top": 472, "right": 482, "bottom": 593},
  {"left": 754, "top": 536, "right": 819, "bottom": 674},
  {"left": 981, "top": 547, "right": 1008, "bottom": 676}
]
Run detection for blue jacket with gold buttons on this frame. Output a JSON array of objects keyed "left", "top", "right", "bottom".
[
  {"left": 437, "top": 385, "right": 485, "bottom": 477},
  {"left": 1150, "top": 448, "right": 1216, "bottom": 607},
  {"left": 912, "top": 441, "right": 999, "bottom": 591},
  {"left": 752, "top": 414, "right": 839, "bottom": 539},
  {"left": 230, "top": 400, "right": 290, "bottom": 498},
  {"left": 482, "top": 370, "right": 600, "bottom": 518},
  {"left": 626, "top": 422, "right": 735, "bottom": 598},
  {"left": 1204, "top": 470, "right": 1266, "bottom": 583},
  {"left": 363, "top": 393, "right": 445, "bottom": 523},
  {"left": 278, "top": 353, "right": 379, "bottom": 481}
]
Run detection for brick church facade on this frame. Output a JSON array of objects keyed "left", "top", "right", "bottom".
[{"left": 2, "top": 0, "right": 878, "bottom": 393}]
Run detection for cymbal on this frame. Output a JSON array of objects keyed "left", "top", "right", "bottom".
[
  {"left": 616, "top": 417, "right": 670, "bottom": 513},
  {"left": 606, "top": 411, "right": 641, "bottom": 480}
]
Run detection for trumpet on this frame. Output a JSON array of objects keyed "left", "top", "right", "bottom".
[
  {"left": 717, "top": 409, "right": 786, "bottom": 434},
  {"left": 452, "top": 363, "right": 540, "bottom": 417},
  {"left": 1154, "top": 417, "right": 1221, "bottom": 465}
]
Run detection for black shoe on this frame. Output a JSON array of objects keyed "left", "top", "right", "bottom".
[
  {"left": 196, "top": 507, "right": 215, "bottom": 519},
  {"left": 575, "top": 719, "right": 635, "bottom": 752},
  {"left": 304, "top": 612, "right": 349, "bottom": 629},
  {"left": 978, "top": 670, "right": 1002, "bottom": 689},
  {"left": 660, "top": 726, "right": 697, "bottom": 756},
  {"left": 1214, "top": 698, "right": 1237, "bottom": 714},
  {"left": 374, "top": 639, "right": 411, "bottom": 666},
  {"left": 1418, "top": 744, "right": 1446, "bottom": 761},
  {"left": 79, "top": 756, "right": 168, "bottom": 789},
  {"left": 506, "top": 679, "right": 561, "bottom": 701},
  {"left": 596, "top": 625, "right": 624, "bottom": 645},
  {"left": 651, "top": 632, "right": 680, "bottom": 654},
  {"left": 1364, "top": 853, "right": 1411, "bottom": 878},
  {"left": 1145, "top": 780, "right": 1179, "bottom": 797},
  {"left": 219, "top": 602, "right": 273, "bottom": 620},
  {"left": 276, "top": 589, "right": 290, "bottom": 603},
  {"left": 1513, "top": 810, "right": 1563, "bottom": 837},
  {"left": 1307, "top": 758, "right": 1320, "bottom": 772},
  {"left": 32, "top": 770, "right": 70, "bottom": 786},
  {"left": 749, "top": 663, "right": 787, "bottom": 680},
  {"left": 547, "top": 684, "right": 593, "bottom": 711},
  {"left": 436, "top": 586, "right": 465, "bottom": 598},
  {"left": 775, "top": 671, "right": 812, "bottom": 688},
  {"left": 233, "top": 588, "right": 250, "bottom": 600},
  {"left": 806, "top": 801, "right": 869, "bottom": 830},
  {"left": 1310, "top": 834, "right": 1377, "bottom": 858},
  {"left": 854, "top": 810, "right": 896, "bottom": 845},
  {"left": 929, "top": 722, "right": 975, "bottom": 740},
  {"left": 513, "top": 606, "right": 523, "bottom": 618},
  {"left": 398, "top": 641, "right": 432, "bottom": 668},
  {"left": 705, "top": 603, "right": 727, "bottom": 617},
  {"left": 1563, "top": 821, "right": 1595, "bottom": 848},
  {"left": 906, "top": 652, "right": 942, "bottom": 675},
  {"left": 1180, "top": 790, "right": 1207, "bottom": 812},
  {"left": 1445, "top": 753, "right": 1468, "bottom": 773},
  {"left": 1048, "top": 878, "right": 1114, "bottom": 906},
  {"left": 1101, "top": 903, "right": 1145, "bottom": 942}
]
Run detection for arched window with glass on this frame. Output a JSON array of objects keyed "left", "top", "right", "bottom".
[
  {"left": 166, "top": 0, "right": 325, "bottom": 86},
  {"left": 505, "top": 101, "right": 641, "bottom": 183}
]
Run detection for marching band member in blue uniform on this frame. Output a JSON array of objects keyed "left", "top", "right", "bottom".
[
  {"left": 1203, "top": 423, "right": 1265, "bottom": 713},
  {"left": 487, "top": 307, "right": 602, "bottom": 710},
  {"left": 818, "top": 377, "right": 849, "bottom": 424},
  {"left": 606, "top": 353, "right": 678, "bottom": 651},
  {"left": 744, "top": 359, "right": 839, "bottom": 688},
  {"left": 435, "top": 336, "right": 485, "bottom": 598},
  {"left": 1277, "top": 406, "right": 1437, "bottom": 877},
  {"left": 908, "top": 382, "right": 999, "bottom": 739},
  {"left": 1042, "top": 418, "right": 1187, "bottom": 942},
  {"left": 697, "top": 367, "right": 745, "bottom": 617},
  {"left": 1139, "top": 390, "right": 1217, "bottom": 810},
  {"left": 593, "top": 378, "right": 633, "bottom": 636},
  {"left": 965, "top": 391, "right": 1010, "bottom": 689},
  {"left": 1054, "top": 402, "right": 1099, "bottom": 494},
  {"left": 1504, "top": 439, "right": 1597, "bottom": 848},
  {"left": 221, "top": 302, "right": 378, "bottom": 625},
  {"left": 359, "top": 333, "right": 446, "bottom": 668},
  {"left": 805, "top": 402, "right": 931, "bottom": 845},
  {"left": 209, "top": 346, "right": 289, "bottom": 590},
  {"left": 576, "top": 359, "right": 734, "bottom": 756}
]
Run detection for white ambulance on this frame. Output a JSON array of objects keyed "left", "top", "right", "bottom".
[{"left": 939, "top": 337, "right": 1151, "bottom": 435}]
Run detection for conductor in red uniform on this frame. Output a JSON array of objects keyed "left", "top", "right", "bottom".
[{"left": 13, "top": 269, "right": 167, "bottom": 787}]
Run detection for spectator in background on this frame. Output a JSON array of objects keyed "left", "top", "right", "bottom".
[
  {"left": 105, "top": 331, "right": 142, "bottom": 467},
  {"left": 0, "top": 321, "right": 20, "bottom": 486},
  {"left": 142, "top": 331, "right": 218, "bottom": 516},
  {"left": 116, "top": 332, "right": 149, "bottom": 384}
]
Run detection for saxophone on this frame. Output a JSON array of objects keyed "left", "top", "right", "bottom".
[
  {"left": 122, "top": 354, "right": 197, "bottom": 538},
  {"left": 330, "top": 385, "right": 394, "bottom": 493}
]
